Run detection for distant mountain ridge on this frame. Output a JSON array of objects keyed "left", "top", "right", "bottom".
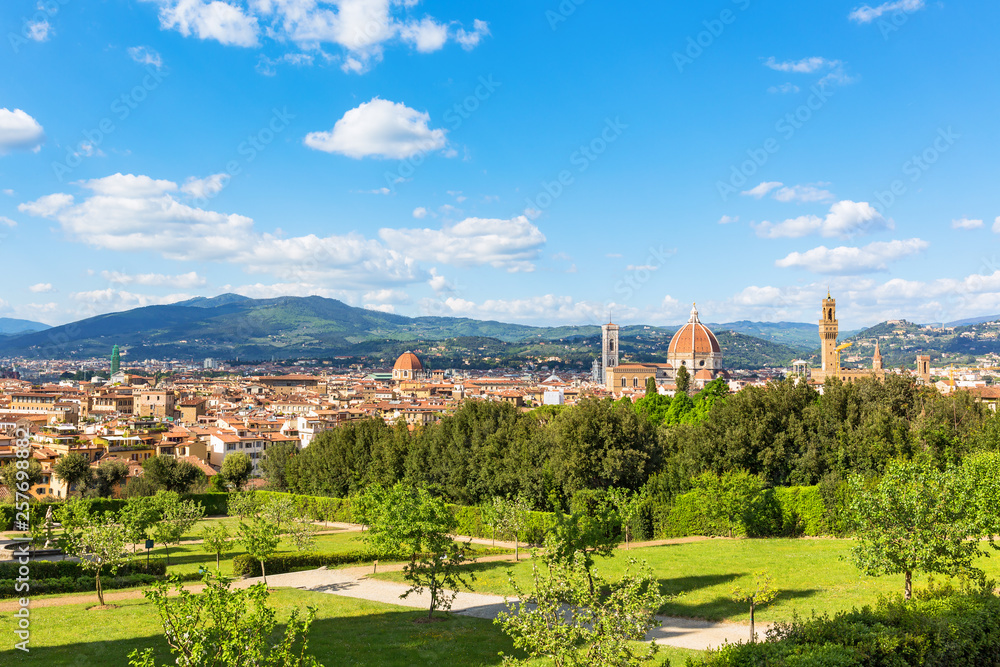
[{"left": 0, "top": 317, "right": 50, "bottom": 335}]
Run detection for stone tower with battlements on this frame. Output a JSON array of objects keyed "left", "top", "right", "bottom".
[
  {"left": 819, "top": 293, "right": 839, "bottom": 372},
  {"left": 601, "top": 321, "right": 620, "bottom": 384}
]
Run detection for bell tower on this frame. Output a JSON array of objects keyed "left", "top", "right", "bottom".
[
  {"left": 819, "top": 293, "right": 839, "bottom": 372},
  {"left": 601, "top": 321, "right": 619, "bottom": 383}
]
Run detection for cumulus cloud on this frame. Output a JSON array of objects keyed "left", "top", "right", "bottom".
[
  {"left": 951, "top": 217, "right": 983, "bottom": 230},
  {"left": 101, "top": 270, "right": 207, "bottom": 288},
  {"left": 753, "top": 200, "right": 890, "bottom": 239},
  {"left": 427, "top": 267, "right": 454, "bottom": 293},
  {"left": 181, "top": 173, "right": 229, "bottom": 199},
  {"left": 128, "top": 45, "right": 164, "bottom": 68},
  {"left": 718, "top": 215, "right": 739, "bottom": 224},
  {"left": 0, "top": 108, "right": 46, "bottom": 154},
  {"left": 994, "top": 217, "right": 1000, "bottom": 234},
  {"left": 141, "top": 0, "right": 488, "bottom": 73},
  {"left": 775, "top": 238, "right": 928, "bottom": 274},
  {"left": 363, "top": 288, "right": 410, "bottom": 304},
  {"left": 743, "top": 181, "right": 834, "bottom": 203},
  {"left": 849, "top": 0, "right": 925, "bottom": 23},
  {"left": 0, "top": 216, "right": 16, "bottom": 227},
  {"left": 144, "top": 0, "right": 260, "bottom": 47},
  {"left": 28, "top": 283, "right": 54, "bottom": 293},
  {"left": 304, "top": 98, "right": 448, "bottom": 159},
  {"left": 70, "top": 288, "right": 194, "bottom": 314},
  {"left": 742, "top": 181, "right": 783, "bottom": 198},
  {"left": 412, "top": 206, "right": 429, "bottom": 219},
  {"left": 379, "top": 216, "right": 546, "bottom": 272}
]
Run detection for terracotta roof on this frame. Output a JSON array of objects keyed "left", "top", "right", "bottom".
[
  {"left": 393, "top": 352, "right": 423, "bottom": 372},
  {"left": 668, "top": 305, "right": 721, "bottom": 356}
]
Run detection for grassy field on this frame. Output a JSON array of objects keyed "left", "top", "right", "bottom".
[
  {"left": 372, "top": 537, "right": 1000, "bottom": 624},
  {"left": 0, "top": 588, "right": 703, "bottom": 666}
]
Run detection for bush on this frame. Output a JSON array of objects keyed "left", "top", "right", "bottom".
[
  {"left": 231, "top": 551, "right": 384, "bottom": 578},
  {"left": 693, "top": 588, "right": 1000, "bottom": 667},
  {"left": 0, "top": 493, "right": 230, "bottom": 529},
  {"left": 0, "top": 568, "right": 185, "bottom": 599},
  {"left": 0, "top": 557, "right": 166, "bottom": 580}
]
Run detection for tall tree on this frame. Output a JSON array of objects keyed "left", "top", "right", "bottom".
[
  {"left": 53, "top": 452, "right": 92, "bottom": 497},
  {"left": 142, "top": 456, "right": 204, "bottom": 493},
  {"left": 220, "top": 452, "right": 253, "bottom": 491},
  {"left": 0, "top": 458, "right": 43, "bottom": 493},
  {"left": 261, "top": 442, "right": 298, "bottom": 491},
  {"left": 675, "top": 364, "right": 690, "bottom": 394},
  {"left": 88, "top": 459, "right": 129, "bottom": 498}
]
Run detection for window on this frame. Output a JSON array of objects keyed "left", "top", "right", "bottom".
[
  {"left": 633, "top": 377, "right": 638, "bottom": 387},
  {"left": 621, "top": 378, "right": 626, "bottom": 387},
  {"left": 699, "top": 360, "right": 705, "bottom": 367}
]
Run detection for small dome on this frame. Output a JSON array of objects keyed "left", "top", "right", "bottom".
[
  {"left": 393, "top": 351, "right": 423, "bottom": 372},
  {"left": 668, "top": 304, "right": 721, "bottom": 356}
]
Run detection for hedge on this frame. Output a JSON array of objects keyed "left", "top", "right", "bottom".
[
  {"left": 694, "top": 588, "right": 1000, "bottom": 666},
  {"left": 0, "top": 493, "right": 229, "bottom": 530},
  {"left": 0, "top": 558, "right": 166, "bottom": 580},
  {"left": 232, "top": 545, "right": 511, "bottom": 578}
]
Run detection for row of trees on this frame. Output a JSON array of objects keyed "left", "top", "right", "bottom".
[{"left": 279, "top": 374, "right": 996, "bottom": 514}]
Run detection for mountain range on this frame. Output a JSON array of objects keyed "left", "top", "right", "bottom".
[
  {"left": 1, "top": 294, "right": 997, "bottom": 371},
  {"left": 0, "top": 317, "right": 51, "bottom": 335}
]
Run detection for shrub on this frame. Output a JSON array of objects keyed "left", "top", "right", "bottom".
[{"left": 0, "top": 558, "right": 166, "bottom": 580}]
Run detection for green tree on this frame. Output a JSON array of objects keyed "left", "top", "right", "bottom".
[
  {"left": 142, "top": 456, "right": 204, "bottom": 493},
  {"left": 731, "top": 570, "right": 778, "bottom": 642},
  {"left": 53, "top": 452, "right": 93, "bottom": 497},
  {"left": 88, "top": 459, "right": 129, "bottom": 498},
  {"left": 0, "top": 458, "right": 43, "bottom": 493},
  {"left": 238, "top": 516, "right": 281, "bottom": 585},
  {"left": 220, "top": 452, "right": 253, "bottom": 491},
  {"left": 644, "top": 376, "right": 657, "bottom": 397},
  {"left": 849, "top": 459, "right": 984, "bottom": 599},
  {"left": 261, "top": 442, "right": 298, "bottom": 491},
  {"left": 62, "top": 514, "right": 131, "bottom": 607},
  {"left": 675, "top": 364, "right": 690, "bottom": 394},
  {"left": 496, "top": 495, "right": 531, "bottom": 561},
  {"left": 262, "top": 494, "right": 296, "bottom": 530},
  {"left": 496, "top": 554, "right": 664, "bottom": 667},
  {"left": 120, "top": 495, "right": 161, "bottom": 555},
  {"left": 151, "top": 493, "right": 205, "bottom": 566},
  {"left": 201, "top": 524, "right": 234, "bottom": 570},
  {"left": 544, "top": 509, "right": 621, "bottom": 594},
  {"left": 128, "top": 574, "right": 322, "bottom": 667},
  {"left": 227, "top": 490, "right": 260, "bottom": 521},
  {"left": 605, "top": 487, "right": 645, "bottom": 550}
]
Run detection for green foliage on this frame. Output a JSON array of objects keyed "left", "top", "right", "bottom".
[
  {"left": 0, "top": 457, "right": 43, "bottom": 492},
  {"left": 693, "top": 587, "right": 1000, "bottom": 667},
  {"left": 730, "top": 570, "right": 778, "bottom": 643},
  {"left": 60, "top": 513, "right": 132, "bottom": 606},
  {"left": 229, "top": 551, "right": 388, "bottom": 578},
  {"left": 849, "top": 459, "right": 987, "bottom": 599},
  {"left": 544, "top": 509, "right": 621, "bottom": 593},
  {"left": 128, "top": 574, "right": 323, "bottom": 667},
  {"left": 675, "top": 364, "right": 690, "bottom": 393},
  {"left": 201, "top": 523, "right": 234, "bottom": 570},
  {"left": 691, "top": 470, "right": 765, "bottom": 538},
  {"left": 220, "top": 452, "right": 253, "bottom": 491},
  {"left": 228, "top": 489, "right": 260, "bottom": 520},
  {"left": 496, "top": 555, "right": 664, "bottom": 667},
  {"left": 87, "top": 459, "right": 129, "bottom": 498},
  {"left": 261, "top": 441, "right": 298, "bottom": 491},
  {"left": 53, "top": 452, "right": 92, "bottom": 496},
  {"left": 142, "top": 455, "right": 205, "bottom": 493},
  {"left": 150, "top": 492, "right": 206, "bottom": 566},
  {"left": 238, "top": 516, "right": 281, "bottom": 583}
]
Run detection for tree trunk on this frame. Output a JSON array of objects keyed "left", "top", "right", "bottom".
[
  {"left": 514, "top": 532, "right": 519, "bottom": 562},
  {"left": 261, "top": 559, "right": 267, "bottom": 586},
  {"left": 749, "top": 601, "right": 755, "bottom": 642},
  {"left": 216, "top": 552, "right": 220, "bottom": 570},
  {"left": 429, "top": 588, "right": 436, "bottom": 619},
  {"left": 905, "top": 571, "right": 912, "bottom": 600},
  {"left": 164, "top": 544, "right": 170, "bottom": 567},
  {"left": 96, "top": 570, "right": 104, "bottom": 607}
]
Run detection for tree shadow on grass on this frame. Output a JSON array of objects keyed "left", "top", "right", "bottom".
[
  {"left": 0, "top": 602, "right": 520, "bottom": 666},
  {"left": 658, "top": 585, "right": 820, "bottom": 622}
]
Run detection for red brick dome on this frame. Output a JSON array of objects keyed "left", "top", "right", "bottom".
[
  {"left": 393, "top": 351, "right": 423, "bottom": 372},
  {"left": 668, "top": 304, "right": 721, "bottom": 356}
]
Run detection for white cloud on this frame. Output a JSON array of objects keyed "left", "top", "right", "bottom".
[
  {"left": 101, "top": 270, "right": 207, "bottom": 289},
  {"left": 380, "top": 216, "right": 546, "bottom": 272},
  {"left": 28, "top": 283, "right": 54, "bottom": 293},
  {"left": 145, "top": 0, "right": 260, "bottom": 47},
  {"left": 142, "top": 0, "right": 488, "bottom": 73},
  {"left": 70, "top": 288, "right": 194, "bottom": 314},
  {"left": 951, "top": 217, "right": 983, "bottom": 230},
  {"left": 255, "top": 52, "right": 314, "bottom": 76},
  {"left": 181, "top": 173, "right": 229, "bottom": 199},
  {"left": 0, "top": 108, "right": 45, "bottom": 154},
  {"left": 849, "top": 0, "right": 925, "bottom": 24},
  {"left": 994, "top": 217, "right": 1000, "bottom": 234},
  {"left": 363, "top": 288, "right": 410, "bottom": 304},
  {"left": 128, "top": 45, "right": 164, "bottom": 68},
  {"left": 427, "top": 267, "right": 454, "bottom": 293},
  {"left": 718, "top": 215, "right": 739, "bottom": 224},
  {"left": 772, "top": 184, "right": 835, "bottom": 203},
  {"left": 364, "top": 303, "right": 395, "bottom": 313},
  {"left": 18, "top": 193, "right": 73, "bottom": 217},
  {"left": 81, "top": 173, "right": 177, "bottom": 197},
  {"left": 0, "top": 216, "right": 16, "bottom": 227},
  {"left": 304, "top": 98, "right": 448, "bottom": 159},
  {"left": 767, "top": 83, "right": 800, "bottom": 94},
  {"left": 26, "top": 20, "right": 51, "bottom": 42},
  {"left": 742, "top": 181, "right": 783, "bottom": 198},
  {"left": 399, "top": 17, "right": 449, "bottom": 53},
  {"left": 753, "top": 200, "right": 890, "bottom": 239},
  {"left": 775, "top": 238, "right": 928, "bottom": 274},
  {"left": 412, "top": 206, "right": 429, "bottom": 219},
  {"left": 764, "top": 57, "right": 839, "bottom": 73},
  {"left": 2, "top": 189, "right": 14, "bottom": 196}
]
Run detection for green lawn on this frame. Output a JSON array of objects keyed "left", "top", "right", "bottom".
[
  {"left": 372, "top": 538, "right": 1000, "bottom": 624},
  {"left": 0, "top": 588, "right": 703, "bottom": 666}
]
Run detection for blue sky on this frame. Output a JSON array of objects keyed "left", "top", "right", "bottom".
[{"left": 1, "top": 0, "right": 998, "bottom": 329}]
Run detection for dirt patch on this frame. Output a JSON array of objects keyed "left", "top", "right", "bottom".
[{"left": 86, "top": 604, "right": 120, "bottom": 611}]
